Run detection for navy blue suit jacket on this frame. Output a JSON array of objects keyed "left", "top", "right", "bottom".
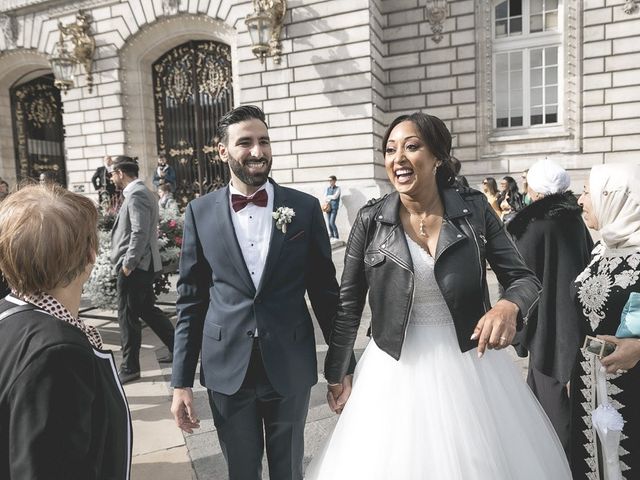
[{"left": 171, "top": 179, "right": 339, "bottom": 395}]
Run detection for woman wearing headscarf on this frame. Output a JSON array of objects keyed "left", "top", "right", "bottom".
[
  {"left": 507, "top": 159, "right": 593, "bottom": 453},
  {"left": 570, "top": 164, "right": 640, "bottom": 479}
]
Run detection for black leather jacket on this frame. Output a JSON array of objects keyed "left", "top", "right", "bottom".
[{"left": 324, "top": 187, "right": 541, "bottom": 384}]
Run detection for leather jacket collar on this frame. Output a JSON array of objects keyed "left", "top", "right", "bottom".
[{"left": 374, "top": 188, "right": 475, "bottom": 264}]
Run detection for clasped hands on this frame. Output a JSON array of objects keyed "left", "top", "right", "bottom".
[{"left": 327, "top": 375, "right": 353, "bottom": 415}]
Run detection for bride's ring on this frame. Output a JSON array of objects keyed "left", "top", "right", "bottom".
[{"left": 499, "top": 336, "right": 508, "bottom": 342}]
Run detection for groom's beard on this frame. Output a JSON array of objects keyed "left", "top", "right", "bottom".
[{"left": 227, "top": 152, "right": 272, "bottom": 187}]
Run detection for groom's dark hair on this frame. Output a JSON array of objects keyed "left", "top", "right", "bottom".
[{"left": 217, "top": 105, "right": 268, "bottom": 145}]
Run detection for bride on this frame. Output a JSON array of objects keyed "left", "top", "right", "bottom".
[{"left": 306, "top": 113, "right": 571, "bottom": 479}]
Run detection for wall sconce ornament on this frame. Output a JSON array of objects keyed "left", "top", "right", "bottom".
[
  {"left": 425, "top": 0, "right": 448, "bottom": 44},
  {"left": 245, "top": 0, "right": 287, "bottom": 64},
  {"left": 49, "top": 10, "right": 96, "bottom": 93},
  {"left": 623, "top": 0, "right": 638, "bottom": 14}
]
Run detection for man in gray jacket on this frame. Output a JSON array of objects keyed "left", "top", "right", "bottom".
[{"left": 110, "top": 156, "right": 175, "bottom": 384}]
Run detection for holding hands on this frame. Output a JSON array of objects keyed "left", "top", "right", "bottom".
[
  {"left": 327, "top": 375, "right": 353, "bottom": 414},
  {"left": 471, "top": 299, "right": 519, "bottom": 358}
]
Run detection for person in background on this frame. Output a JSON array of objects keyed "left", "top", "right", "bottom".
[
  {"left": 0, "top": 184, "right": 131, "bottom": 479},
  {"left": 91, "top": 156, "right": 117, "bottom": 207},
  {"left": 521, "top": 169, "right": 533, "bottom": 206},
  {"left": 498, "top": 175, "right": 524, "bottom": 223},
  {"left": 507, "top": 159, "right": 593, "bottom": 454},
  {"left": 324, "top": 175, "right": 341, "bottom": 240},
  {"left": 0, "top": 179, "right": 8, "bottom": 202},
  {"left": 482, "top": 177, "right": 502, "bottom": 219},
  {"left": 570, "top": 164, "right": 640, "bottom": 479},
  {"left": 450, "top": 156, "right": 469, "bottom": 187},
  {"left": 0, "top": 180, "right": 9, "bottom": 298},
  {"left": 38, "top": 171, "right": 57, "bottom": 186},
  {"left": 110, "top": 156, "right": 175, "bottom": 384},
  {"left": 152, "top": 154, "right": 177, "bottom": 192},
  {"left": 158, "top": 183, "right": 179, "bottom": 214}
]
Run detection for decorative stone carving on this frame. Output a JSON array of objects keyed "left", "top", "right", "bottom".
[
  {"left": 623, "top": 0, "right": 638, "bottom": 15},
  {"left": 0, "top": 14, "right": 19, "bottom": 49},
  {"left": 162, "top": 0, "right": 179, "bottom": 16}
]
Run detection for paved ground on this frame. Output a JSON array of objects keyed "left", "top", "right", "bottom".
[{"left": 82, "top": 244, "right": 528, "bottom": 480}]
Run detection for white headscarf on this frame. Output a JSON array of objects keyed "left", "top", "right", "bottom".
[
  {"left": 527, "top": 159, "right": 571, "bottom": 195},
  {"left": 589, "top": 164, "right": 640, "bottom": 249}
]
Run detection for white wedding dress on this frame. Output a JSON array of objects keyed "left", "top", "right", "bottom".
[{"left": 305, "top": 236, "right": 571, "bottom": 480}]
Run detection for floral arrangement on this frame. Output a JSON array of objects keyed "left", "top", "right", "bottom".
[
  {"left": 272, "top": 206, "right": 295, "bottom": 233},
  {"left": 83, "top": 228, "right": 118, "bottom": 310},
  {"left": 84, "top": 206, "right": 184, "bottom": 309}
]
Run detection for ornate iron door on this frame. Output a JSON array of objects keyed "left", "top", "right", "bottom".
[
  {"left": 153, "top": 40, "right": 234, "bottom": 206},
  {"left": 10, "top": 74, "right": 67, "bottom": 187}
]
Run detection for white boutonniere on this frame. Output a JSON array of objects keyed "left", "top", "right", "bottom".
[{"left": 272, "top": 206, "right": 295, "bottom": 233}]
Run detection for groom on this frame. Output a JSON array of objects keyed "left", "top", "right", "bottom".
[{"left": 170, "top": 105, "right": 345, "bottom": 479}]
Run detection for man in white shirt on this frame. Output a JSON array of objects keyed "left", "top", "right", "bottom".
[{"left": 170, "top": 106, "right": 347, "bottom": 480}]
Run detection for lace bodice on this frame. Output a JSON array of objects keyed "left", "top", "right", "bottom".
[{"left": 406, "top": 235, "right": 454, "bottom": 327}]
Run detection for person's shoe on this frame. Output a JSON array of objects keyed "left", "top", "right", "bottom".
[
  {"left": 157, "top": 352, "right": 173, "bottom": 364},
  {"left": 118, "top": 370, "right": 140, "bottom": 384}
]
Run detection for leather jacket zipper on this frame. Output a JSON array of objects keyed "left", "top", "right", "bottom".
[
  {"left": 464, "top": 217, "right": 490, "bottom": 312},
  {"left": 396, "top": 260, "right": 415, "bottom": 347}
]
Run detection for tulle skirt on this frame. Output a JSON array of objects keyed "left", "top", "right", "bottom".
[{"left": 305, "top": 323, "right": 571, "bottom": 480}]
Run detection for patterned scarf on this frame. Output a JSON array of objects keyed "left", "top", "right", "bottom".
[{"left": 18, "top": 292, "right": 103, "bottom": 349}]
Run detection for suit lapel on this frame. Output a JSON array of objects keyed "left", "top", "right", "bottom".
[
  {"left": 256, "top": 180, "right": 287, "bottom": 295},
  {"left": 214, "top": 187, "right": 256, "bottom": 295}
]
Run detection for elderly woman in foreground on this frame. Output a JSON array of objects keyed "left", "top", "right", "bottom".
[{"left": 0, "top": 184, "right": 131, "bottom": 479}]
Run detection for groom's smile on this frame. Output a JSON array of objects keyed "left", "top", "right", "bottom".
[{"left": 218, "top": 118, "right": 273, "bottom": 192}]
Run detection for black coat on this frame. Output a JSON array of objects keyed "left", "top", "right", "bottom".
[
  {"left": 91, "top": 166, "right": 116, "bottom": 195},
  {"left": 0, "top": 298, "right": 132, "bottom": 479},
  {"left": 507, "top": 191, "right": 593, "bottom": 383},
  {"left": 325, "top": 187, "right": 542, "bottom": 384}
]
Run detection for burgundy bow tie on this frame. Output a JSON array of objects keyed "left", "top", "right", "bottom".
[{"left": 231, "top": 189, "right": 268, "bottom": 212}]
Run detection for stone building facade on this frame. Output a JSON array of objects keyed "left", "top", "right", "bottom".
[{"left": 0, "top": 0, "right": 638, "bottom": 232}]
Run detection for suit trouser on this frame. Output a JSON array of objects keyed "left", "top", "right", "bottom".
[
  {"left": 527, "top": 364, "right": 570, "bottom": 456},
  {"left": 117, "top": 267, "right": 174, "bottom": 372},
  {"left": 208, "top": 341, "right": 311, "bottom": 480}
]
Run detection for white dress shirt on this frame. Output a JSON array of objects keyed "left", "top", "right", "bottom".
[{"left": 228, "top": 180, "right": 274, "bottom": 290}]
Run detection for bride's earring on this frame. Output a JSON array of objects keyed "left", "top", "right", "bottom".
[{"left": 433, "top": 162, "right": 441, "bottom": 175}]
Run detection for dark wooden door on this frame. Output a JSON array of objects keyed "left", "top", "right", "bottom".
[
  {"left": 11, "top": 74, "right": 67, "bottom": 187},
  {"left": 153, "top": 40, "right": 234, "bottom": 207}
]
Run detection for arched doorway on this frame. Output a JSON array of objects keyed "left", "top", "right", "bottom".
[
  {"left": 10, "top": 74, "right": 66, "bottom": 187},
  {"left": 152, "top": 40, "right": 233, "bottom": 207}
]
